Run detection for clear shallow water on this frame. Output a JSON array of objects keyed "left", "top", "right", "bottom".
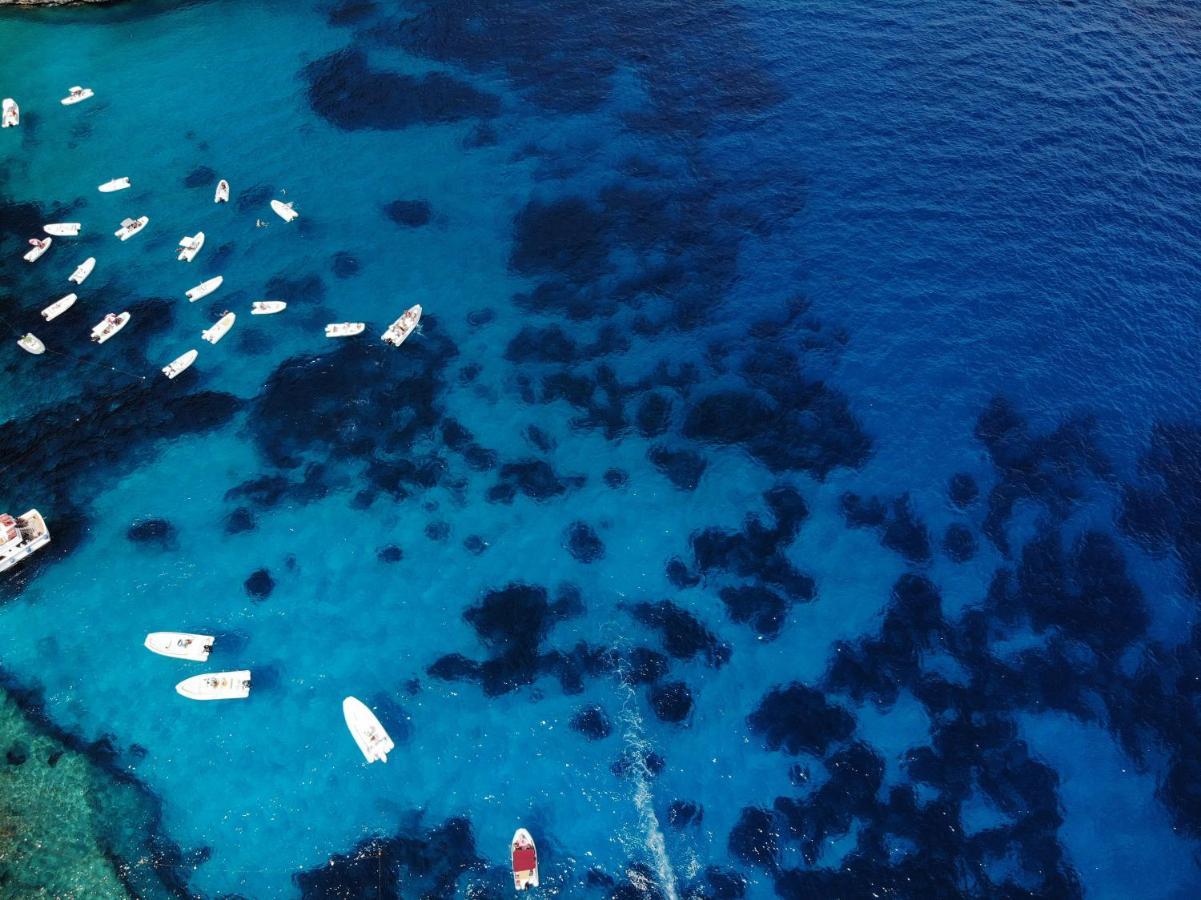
[{"left": 1, "top": 0, "right": 1200, "bottom": 897}]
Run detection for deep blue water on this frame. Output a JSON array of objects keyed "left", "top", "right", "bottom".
[{"left": 2, "top": 0, "right": 1201, "bottom": 896}]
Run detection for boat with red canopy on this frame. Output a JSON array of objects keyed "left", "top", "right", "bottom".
[{"left": 511, "top": 829, "right": 539, "bottom": 890}]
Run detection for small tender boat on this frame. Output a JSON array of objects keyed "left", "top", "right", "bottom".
[
  {"left": 41, "top": 293, "right": 77, "bottom": 322},
  {"left": 69, "top": 257, "right": 96, "bottom": 284},
  {"left": 24, "top": 238, "right": 51, "bottom": 263},
  {"left": 512, "top": 829, "right": 539, "bottom": 890},
  {"left": 162, "top": 348, "right": 198, "bottom": 379},
  {"left": 270, "top": 199, "right": 299, "bottom": 222},
  {"left": 1, "top": 98, "right": 18, "bottom": 128},
  {"left": 145, "top": 631, "right": 212, "bottom": 661},
  {"left": 44, "top": 223, "right": 81, "bottom": 237},
  {"left": 176, "top": 670, "right": 251, "bottom": 701},
  {"left": 177, "top": 231, "right": 205, "bottom": 262},
  {"left": 17, "top": 333, "right": 45, "bottom": 355},
  {"left": 214, "top": 179, "right": 230, "bottom": 203},
  {"left": 342, "top": 697, "right": 395, "bottom": 764},
  {"left": 382, "top": 304, "right": 422, "bottom": 347},
  {"left": 202, "top": 311, "right": 235, "bottom": 345},
  {"left": 251, "top": 300, "right": 287, "bottom": 315},
  {"left": 98, "top": 177, "right": 131, "bottom": 193},
  {"left": 61, "top": 86, "right": 94, "bottom": 106},
  {"left": 90, "top": 311, "right": 129, "bottom": 344},
  {"left": 114, "top": 216, "right": 149, "bottom": 241},
  {"left": 186, "top": 275, "right": 223, "bottom": 302},
  {"left": 325, "top": 322, "right": 365, "bottom": 338},
  {"left": 0, "top": 511, "right": 50, "bottom": 574}
]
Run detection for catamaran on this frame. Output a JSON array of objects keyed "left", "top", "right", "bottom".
[
  {"left": 382, "top": 304, "right": 422, "bottom": 347},
  {"left": 0, "top": 511, "right": 50, "bottom": 574}
]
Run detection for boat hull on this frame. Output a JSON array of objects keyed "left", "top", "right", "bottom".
[
  {"left": 42, "top": 294, "right": 78, "bottom": 321},
  {"left": 187, "top": 276, "right": 223, "bottom": 302},
  {"left": 511, "top": 829, "right": 539, "bottom": 890},
  {"left": 215, "top": 180, "right": 229, "bottom": 203},
  {"left": 178, "top": 232, "right": 205, "bottom": 262},
  {"left": 382, "top": 304, "right": 423, "bottom": 347},
  {"left": 0, "top": 510, "right": 51, "bottom": 574},
  {"left": 325, "top": 323, "right": 365, "bottom": 338},
  {"left": 99, "top": 178, "right": 130, "bottom": 193},
  {"left": 342, "top": 697, "right": 395, "bottom": 764},
  {"left": 69, "top": 258, "right": 96, "bottom": 284},
  {"left": 162, "top": 349, "right": 198, "bottom": 379},
  {"left": 176, "top": 670, "right": 251, "bottom": 701},
  {"left": 251, "top": 301, "right": 287, "bottom": 315},
  {"left": 145, "top": 632, "right": 213, "bottom": 661},
  {"left": 202, "top": 313, "right": 236, "bottom": 344},
  {"left": 91, "top": 312, "right": 130, "bottom": 344},
  {"left": 114, "top": 216, "right": 149, "bottom": 241},
  {"left": 1, "top": 99, "right": 18, "bottom": 128},
  {"left": 271, "top": 199, "right": 298, "bottom": 222}
]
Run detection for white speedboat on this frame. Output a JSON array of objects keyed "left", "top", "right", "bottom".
[
  {"left": 145, "top": 631, "right": 212, "bottom": 661},
  {"left": 61, "top": 86, "right": 94, "bottom": 105},
  {"left": 270, "top": 199, "right": 298, "bottom": 222},
  {"left": 90, "top": 311, "right": 129, "bottom": 344},
  {"left": 342, "top": 697, "right": 395, "bottom": 764},
  {"left": 44, "top": 223, "right": 81, "bottom": 237},
  {"left": 186, "top": 275, "right": 223, "bottom": 302},
  {"left": 114, "top": 216, "right": 149, "bottom": 241},
  {"left": 382, "top": 304, "right": 422, "bottom": 347},
  {"left": 202, "top": 311, "right": 235, "bottom": 344},
  {"left": 214, "top": 179, "right": 229, "bottom": 203},
  {"left": 175, "top": 670, "right": 250, "bottom": 701},
  {"left": 325, "top": 322, "right": 365, "bottom": 338},
  {"left": 69, "top": 257, "right": 96, "bottom": 284},
  {"left": 98, "top": 177, "right": 131, "bottom": 193},
  {"left": 17, "top": 333, "right": 45, "bottom": 355},
  {"left": 251, "top": 300, "right": 286, "bottom": 315},
  {"left": 0, "top": 511, "right": 50, "bottom": 574},
  {"left": 511, "top": 830, "right": 539, "bottom": 890},
  {"left": 24, "top": 238, "right": 51, "bottom": 263},
  {"left": 1, "top": 99, "right": 18, "bottom": 128},
  {"left": 162, "top": 348, "right": 198, "bottom": 379},
  {"left": 41, "top": 293, "right": 77, "bottom": 322},
  {"left": 177, "top": 231, "right": 205, "bottom": 262}
]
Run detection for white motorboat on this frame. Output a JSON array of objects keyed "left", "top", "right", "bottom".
[
  {"left": 114, "top": 216, "right": 149, "bottom": 241},
  {"left": 1, "top": 99, "right": 18, "bottom": 128},
  {"left": 214, "top": 179, "right": 229, "bottom": 203},
  {"left": 342, "top": 697, "right": 395, "bottom": 764},
  {"left": 61, "top": 86, "right": 94, "bottom": 105},
  {"left": 41, "top": 293, "right": 77, "bottom": 322},
  {"left": 382, "top": 304, "right": 422, "bottom": 347},
  {"left": 186, "top": 275, "right": 223, "bottom": 302},
  {"left": 251, "top": 300, "right": 287, "bottom": 315},
  {"left": 98, "top": 177, "right": 131, "bottom": 193},
  {"left": 0, "top": 511, "right": 50, "bottom": 574},
  {"left": 325, "top": 322, "right": 365, "bottom": 338},
  {"left": 175, "top": 670, "right": 250, "bottom": 701},
  {"left": 145, "top": 631, "right": 212, "bottom": 661},
  {"left": 162, "top": 348, "right": 198, "bottom": 379},
  {"left": 17, "top": 333, "right": 45, "bottom": 355},
  {"left": 44, "top": 223, "right": 81, "bottom": 237},
  {"left": 511, "top": 829, "right": 539, "bottom": 890},
  {"left": 202, "top": 311, "right": 235, "bottom": 344},
  {"left": 177, "top": 231, "right": 205, "bottom": 262},
  {"left": 24, "top": 238, "right": 51, "bottom": 263},
  {"left": 69, "top": 257, "right": 96, "bottom": 284},
  {"left": 270, "top": 199, "right": 299, "bottom": 222},
  {"left": 90, "top": 311, "right": 129, "bottom": 344}
]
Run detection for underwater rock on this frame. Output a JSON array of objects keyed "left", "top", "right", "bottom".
[
  {"left": 942, "top": 523, "right": 977, "bottom": 562},
  {"left": 377, "top": 544, "right": 403, "bottom": 563},
  {"left": 748, "top": 682, "right": 854, "bottom": 756},
  {"left": 126, "top": 517, "right": 176, "bottom": 548},
  {"left": 603, "top": 468, "right": 629, "bottom": 488},
  {"left": 650, "top": 681, "right": 693, "bottom": 724},
  {"left": 719, "top": 585, "right": 798, "bottom": 638},
  {"left": 244, "top": 568, "right": 275, "bottom": 601},
  {"left": 648, "top": 444, "right": 707, "bottom": 491},
  {"left": 570, "top": 704, "right": 612, "bottom": 740},
  {"left": 332, "top": 251, "right": 360, "bottom": 278},
  {"left": 628, "top": 601, "right": 730, "bottom": 667},
  {"left": 948, "top": 472, "right": 979, "bottom": 508},
  {"left": 425, "top": 521, "right": 451, "bottom": 542},
  {"left": 487, "top": 459, "right": 585, "bottom": 504},
  {"left": 841, "top": 492, "right": 931, "bottom": 564},
  {"left": 667, "top": 799, "right": 703, "bottom": 829},
  {"left": 384, "top": 199, "right": 432, "bottom": 227},
  {"left": 463, "top": 535, "right": 488, "bottom": 555},
  {"left": 565, "top": 521, "right": 605, "bottom": 563}
]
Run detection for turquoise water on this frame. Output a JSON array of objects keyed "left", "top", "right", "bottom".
[{"left": 2, "top": 0, "right": 1201, "bottom": 897}]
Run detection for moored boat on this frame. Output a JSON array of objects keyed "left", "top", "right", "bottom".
[
  {"left": 145, "top": 631, "right": 213, "bottom": 661},
  {"left": 1, "top": 98, "right": 18, "bottom": 128},
  {"left": 0, "top": 511, "right": 50, "bottom": 574},
  {"left": 270, "top": 199, "right": 299, "bottom": 222},
  {"left": 382, "top": 304, "right": 422, "bottom": 347},
  {"left": 42, "top": 293, "right": 77, "bottom": 322},
  {"left": 17, "top": 333, "right": 45, "bottom": 355},
  {"left": 61, "top": 86, "right": 94, "bottom": 105},
  {"left": 98, "top": 177, "right": 131, "bottom": 193},
  {"left": 325, "top": 322, "right": 365, "bottom": 338},
  {"left": 69, "top": 257, "right": 96, "bottom": 284},
  {"left": 175, "top": 670, "right": 250, "bottom": 701},
  {"left": 512, "top": 829, "right": 539, "bottom": 890},
  {"left": 342, "top": 697, "right": 395, "bottom": 764},
  {"left": 177, "top": 231, "right": 205, "bottom": 262},
  {"left": 214, "top": 179, "right": 230, "bottom": 203},
  {"left": 44, "top": 223, "right": 81, "bottom": 237},
  {"left": 24, "top": 238, "right": 51, "bottom": 263},
  {"left": 186, "top": 275, "right": 223, "bottom": 302},
  {"left": 251, "top": 300, "right": 287, "bottom": 315},
  {"left": 90, "top": 311, "right": 130, "bottom": 344},
  {"left": 202, "top": 311, "right": 236, "bottom": 344},
  {"left": 162, "top": 348, "right": 198, "bottom": 379},
  {"left": 114, "top": 216, "right": 149, "bottom": 241}
]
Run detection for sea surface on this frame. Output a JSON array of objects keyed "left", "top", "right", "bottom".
[{"left": 2, "top": 0, "right": 1201, "bottom": 897}]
